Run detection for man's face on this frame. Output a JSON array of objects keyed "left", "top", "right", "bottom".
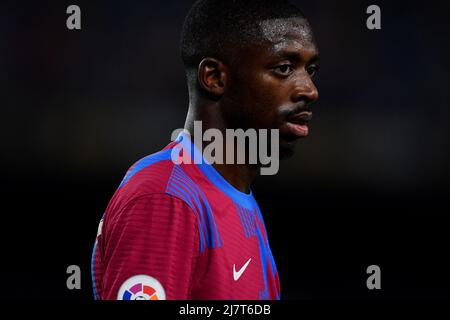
[{"left": 223, "top": 17, "right": 319, "bottom": 158}]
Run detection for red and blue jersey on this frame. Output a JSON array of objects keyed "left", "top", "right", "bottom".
[{"left": 91, "top": 132, "right": 280, "bottom": 300}]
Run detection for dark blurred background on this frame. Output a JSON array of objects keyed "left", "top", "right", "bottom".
[{"left": 1, "top": 0, "right": 449, "bottom": 300}]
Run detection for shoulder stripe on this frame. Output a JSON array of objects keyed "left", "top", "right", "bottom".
[
  {"left": 166, "top": 165, "right": 222, "bottom": 252},
  {"left": 117, "top": 148, "right": 173, "bottom": 189},
  {"left": 166, "top": 180, "right": 207, "bottom": 253}
]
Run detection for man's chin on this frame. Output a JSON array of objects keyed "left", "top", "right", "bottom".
[{"left": 279, "top": 140, "right": 297, "bottom": 159}]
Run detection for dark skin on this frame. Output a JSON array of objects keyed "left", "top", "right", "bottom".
[{"left": 185, "top": 17, "right": 319, "bottom": 193}]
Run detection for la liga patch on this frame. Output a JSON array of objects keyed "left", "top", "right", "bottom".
[{"left": 117, "top": 275, "right": 166, "bottom": 300}]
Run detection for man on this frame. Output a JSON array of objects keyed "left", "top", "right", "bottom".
[{"left": 92, "top": 0, "right": 319, "bottom": 300}]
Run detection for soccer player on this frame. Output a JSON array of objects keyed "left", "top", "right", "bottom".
[{"left": 92, "top": 0, "right": 319, "bottom": 300}]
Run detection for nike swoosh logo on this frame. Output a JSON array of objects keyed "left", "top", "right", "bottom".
[{"left": 233, "top": 258, "right": 252, "bottom": 281}]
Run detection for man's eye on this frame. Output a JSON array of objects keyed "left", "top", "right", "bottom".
[
  {"left": 273, "top": 64, "right": 294, "bottom": 76},
  {"left": 306, "top": 64, "right": 319, "bottom": 77}
]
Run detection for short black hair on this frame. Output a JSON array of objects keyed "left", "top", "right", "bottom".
[{"left": 180, "top": 0, "right": 306, "bottom": 70}]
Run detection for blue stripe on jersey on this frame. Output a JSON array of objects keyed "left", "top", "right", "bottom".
[
  {"left": 117, "top": 148, "right": 173, "bottom": 189},
  {"left": 244, "top": 208, "right": 257, "bottom": 237},
  {"left": 166, "top": 165, "right": 222, "bottom": 252},
  {"left": 236, "top": 205, "right": 248, "bottom": 238},
  {"left": 256, "top": 220, "right": 280, "bottom": 300},
  {"left": 170, "top": 169, "right": 210, "bottom": 247},
  {"left": 166, "top": 181, "right": 207, "bottom": 253},
  {"left": 91, "top": 241, "right": 99, "bottom": 300},
  {"left": 91, "top": 213, "right": 105, "bottom": 300},
  {"left": 236, "top": 204, "right": 257, "bottom": 238},
  {"left": 251, "top": 198, "right": 279, "bottom": 300},
  {"left": 253, "top": 204, "right": 278, "bottom": 279},
  {"left": 240, "top": 206, "right": 251, "bottom": 237},
  {"left": 256, "top": 224, "right": 269, "bottom": 300}
]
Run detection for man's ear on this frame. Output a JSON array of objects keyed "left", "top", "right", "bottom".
[{"left": 197, "top": 58, "right": 228, "bottom": 97}]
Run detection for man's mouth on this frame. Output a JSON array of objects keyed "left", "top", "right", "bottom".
[{"left": 283, "top": 111, "right": 313, "bottom": 138}]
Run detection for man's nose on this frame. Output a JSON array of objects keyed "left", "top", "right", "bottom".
[{"left": 291, "top": 75, "right": 319, "bottom": 104}]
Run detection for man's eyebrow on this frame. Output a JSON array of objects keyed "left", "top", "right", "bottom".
[
  {"left": 272, "top": 49, "right": 320, "bottom": 64},
  {"left": 272, "top": 50, "right": 302, "bottom": 61},
  {"left": 309, "top": 54, "right": 320, "bottom": 64}
]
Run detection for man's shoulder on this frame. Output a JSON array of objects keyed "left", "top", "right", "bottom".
[
  {"left": 103, "top": 158, "right": 197, "bottom": 228},
  {"left": 114, "top": 149, "right": 178, "bottom": 200}
]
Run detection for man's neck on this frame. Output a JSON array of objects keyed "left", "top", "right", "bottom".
[
  {"left": 184, "top": 107, "right": 258, "bottom": 194},
  {"left": 212, "top": 162, "right": 258, "bottom": 194}
]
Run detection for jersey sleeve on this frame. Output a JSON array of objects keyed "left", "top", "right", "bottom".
[{"left": 99, "top": 193, "right": 200, "bottom": 300}]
